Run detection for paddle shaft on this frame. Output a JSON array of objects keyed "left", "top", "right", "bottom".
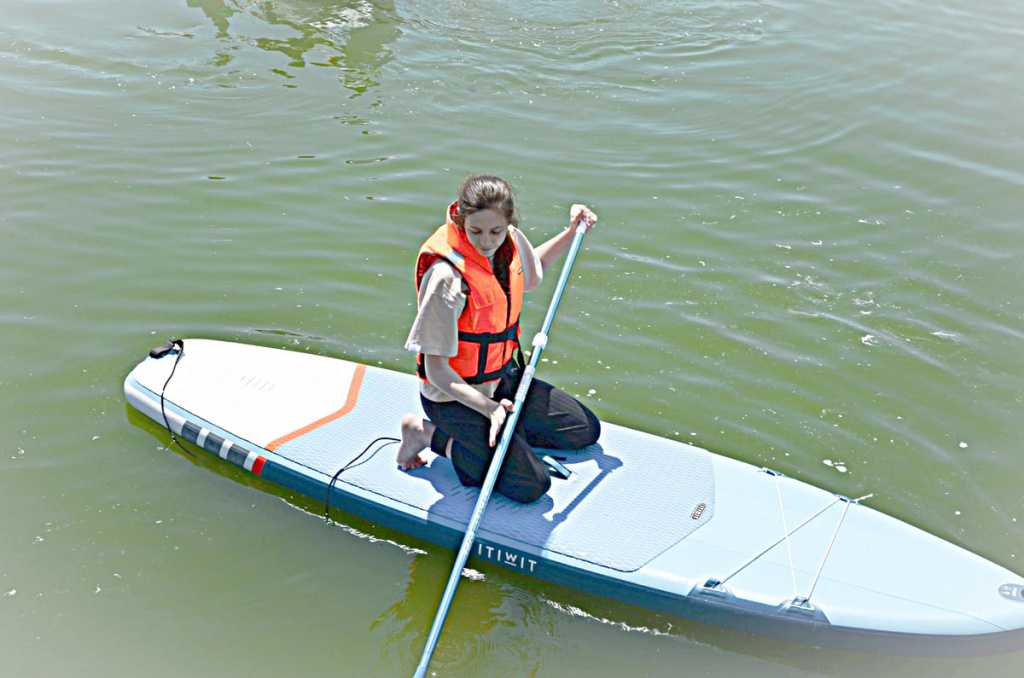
[{"left": 412, "top": 222, "right": 590, "bottom": 678}]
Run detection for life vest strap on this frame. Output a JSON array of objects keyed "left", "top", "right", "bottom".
[
  {"left": 455, "top": 323, "right": 519, "bottom": 344},
  {"left": 459, "top": 320, "right": 519, "bottom": 384},
  {"left": 417, "top": 321, "right": 521, "bottom": 385}
]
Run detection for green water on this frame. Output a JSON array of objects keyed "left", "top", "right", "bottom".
[{"left": 3, "top": 0, "right": 1023, "bottom": 675}]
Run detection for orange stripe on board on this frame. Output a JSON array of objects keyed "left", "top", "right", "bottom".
[{"left": 264, "top": 364, "right": 367, "bottom": 452}]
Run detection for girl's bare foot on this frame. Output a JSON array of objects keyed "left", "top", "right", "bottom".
[{"left": 397, "top": 414, "right": 434, "bottom": 471}]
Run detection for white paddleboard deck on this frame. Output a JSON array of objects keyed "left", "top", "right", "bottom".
[{"left": 124, "top": 339, "right": 1024, "bottom": 654}]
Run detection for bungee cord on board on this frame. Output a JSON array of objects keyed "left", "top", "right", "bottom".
[
  {"left": 703, "top": 466, "right": 873, "bottom": 611},
  {"left": 773, "top": 469, "right": 800, "bottom": 601},
  {"left": 792, "top": 491, "right": 874, "bottom": 610}
]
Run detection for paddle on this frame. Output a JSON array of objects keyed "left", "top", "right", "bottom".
[{"left": 412, "top": 218, "right": 592, "bottom": 678}]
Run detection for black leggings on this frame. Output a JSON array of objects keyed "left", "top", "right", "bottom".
[{"left": 421, "top": 377, "right": 601, "bottom": 504}]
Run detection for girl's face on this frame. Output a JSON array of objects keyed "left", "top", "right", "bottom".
[{"left": 462, "top": 208, "right": 508, "bottom": 259}]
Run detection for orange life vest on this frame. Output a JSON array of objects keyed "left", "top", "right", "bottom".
[{"left": 415, "top": 202, "right": 524, "bottom": 385}]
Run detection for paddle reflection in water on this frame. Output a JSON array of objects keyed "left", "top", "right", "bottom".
[{"left": 371, "top": 547, "right": 561, "bottom": 677}]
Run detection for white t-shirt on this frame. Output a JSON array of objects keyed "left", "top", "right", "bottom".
[{"left": 405, "top": 227, "right": 542, "bottom": 402}]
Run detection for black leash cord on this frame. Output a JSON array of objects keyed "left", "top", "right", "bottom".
[
  {"left": 154, "top": 339, "right": 193, "bottom": 456},
  {"left": 324, "top": 436, "right": 400, "bottom": 525}
]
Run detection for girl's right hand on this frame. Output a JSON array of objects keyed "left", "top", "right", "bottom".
[
  {"left": 489, "top": 399, "right": 514, "bottom": 447},
  {"left": 570, "top": 203, "right": 598, "bottom": 231}
]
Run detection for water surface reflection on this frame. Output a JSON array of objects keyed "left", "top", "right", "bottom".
[{"left": 185, "top": 0, "right": 399, "bottom": 94}]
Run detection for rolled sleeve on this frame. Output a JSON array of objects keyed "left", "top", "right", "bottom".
[
  {"left": 510, "top": 227, "right": 542, "bottom": 292},
  {"left": 405, "top": 261, "right": 466, "bottom": 357}
]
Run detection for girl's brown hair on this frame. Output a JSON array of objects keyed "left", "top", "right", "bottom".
[{"left": 455, "top": 175, "right": 518, "bottom": 228}]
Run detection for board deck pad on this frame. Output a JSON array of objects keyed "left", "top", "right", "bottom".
[{"left": 275, "top": 364, "right": 716, "bottom": 572}]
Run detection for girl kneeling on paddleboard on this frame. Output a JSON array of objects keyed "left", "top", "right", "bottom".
[{"left": 398, "top": 175, "right": 601, "bottom": 503}]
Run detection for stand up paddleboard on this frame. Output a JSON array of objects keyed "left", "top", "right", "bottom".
[{"left": 124, "top": 338, "right": 1024, "bottom": 655}]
